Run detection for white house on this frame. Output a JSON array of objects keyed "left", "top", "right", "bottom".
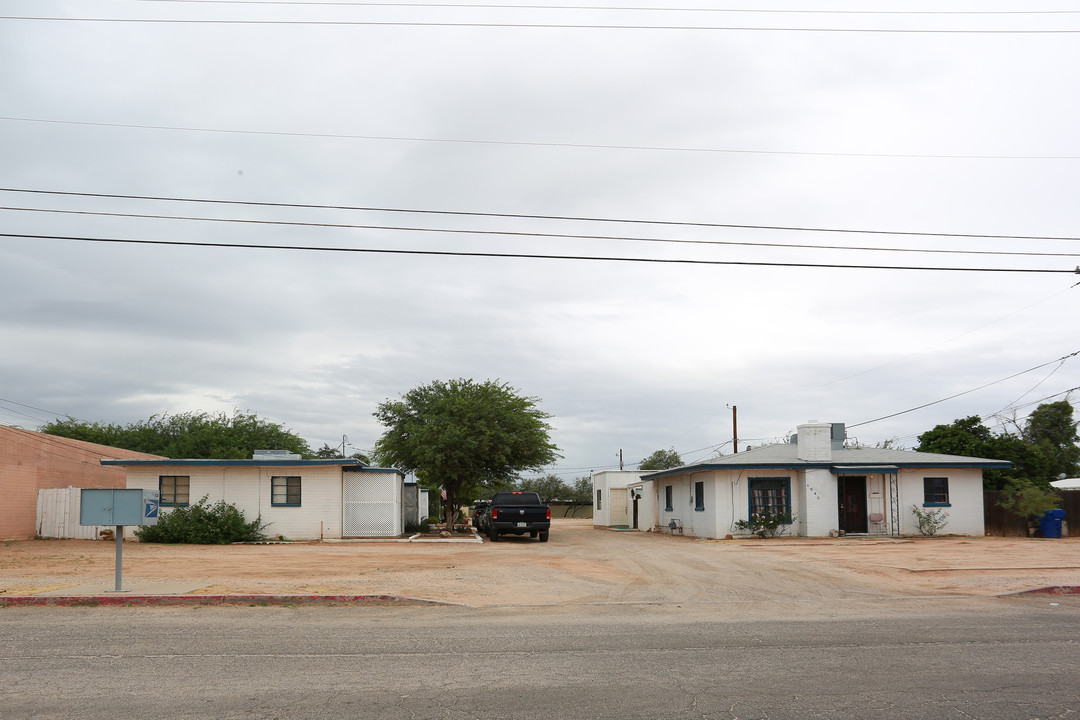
[
  {"left": 592, "top": 470, "right": 651, "bottom": 529},
  {"left": 101, "top": 455, "right": 408, "bottom": 539},
  {"left": 636, "top": 421, "right": 1011, "bottom": 538}
]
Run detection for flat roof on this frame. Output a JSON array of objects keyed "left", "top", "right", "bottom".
[{"left": 100, "top": 458, "right": 399, "bottom": 473}]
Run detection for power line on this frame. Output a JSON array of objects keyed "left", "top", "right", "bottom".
[
  {"left": 5, "top": 231, "right": 1079, "bottom": 274},
  {"left": 120, "top": 1, "right": 1080, "bottom": 15},
  {"left": 849, "top": 351, "right": 1080, "bottom": 428},
  {"left": 3, "top": 15, "right": 1080, "bottom": 32},
  {"left": 5, "top": 205, "right": 1079, "bottom": 259},
  {"left": 2, "top": 116, "right": 1077, "bottom": 161},
  {"left": 5, "top": 188, "right": 1079, "bottom": 243},
  {"left": 0, "top": 396, "right": 80, "bottom": 423}
]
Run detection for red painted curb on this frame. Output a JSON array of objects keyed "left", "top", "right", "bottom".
[
  {"left": 997, "top": 586, "right": 1080, "bottom": 597},
  {"left": 0, "top": 594, "right": 455, "bottom": 607}
]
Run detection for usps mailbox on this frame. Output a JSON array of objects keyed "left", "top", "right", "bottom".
[
  {"left": 79, "top": 489, "right": 159, "bottom": 593},
  {"left": 80, "top": 489, "right": 159, "bottom": 527}
]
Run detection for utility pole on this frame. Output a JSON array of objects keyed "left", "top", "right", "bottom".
[
  {"left": 619, "top": 449, "right": 624, "bottom": 470},
  {"left": 732, "top": 405, "right": 738, "bottom": 454}
]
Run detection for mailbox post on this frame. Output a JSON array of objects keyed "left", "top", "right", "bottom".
[{"left": 80, "top": 489, "right": 159, "bottom": 592}]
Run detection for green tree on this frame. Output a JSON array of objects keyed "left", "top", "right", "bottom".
[
  {"left": 41, "top": 410, "right": 312, "bottom": 459},
  {"left": 313, "top": 443, "right": 342, "bottom": 458},
  {"left": 996, "top": 477, "right": 1063, "bottom": 521},
  {"left": 373, "top": 379, "right": 560, "bottom": 527},
  {"left": 916, "top": 402, "right": 1079, "bottom": 490},
  {"left": 1020, "top": 400, "right": 1080, "bottom": 481},
  {"left": 639, "top": 447, "right": 683, "bottom": 471},
  {"left": 569, "top": 476, "right": 593, "bottom": 504},
  {"left": 517, "top": 474, "right": 569, "bottom": 503}
]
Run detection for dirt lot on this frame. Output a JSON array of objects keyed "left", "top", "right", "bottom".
[{"left": 2, "top": 519, "right": 1078, "bottom": 606}]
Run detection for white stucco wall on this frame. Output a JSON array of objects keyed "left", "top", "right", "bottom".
[
  {"left": 592, "top": 470, "right": 649, "bottom": 528},
  {"left": 646, "top": 463, "right": 988, "bottom": 539},
  {"left": 802, "top": 468, "right": 838, "bottom": 536},
  {"left": 124, "top": 465, "right": 377, "bottom": 540},
  {"left": 894, "top": 468, "right": 985, "bottom": 536},
  {"left": 627, "top": 480, "right": 657, "bottom": 531}
]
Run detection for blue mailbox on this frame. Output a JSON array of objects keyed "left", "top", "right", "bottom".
[
  {"left": 79, "top": 489, "right": 159, "bottom": 593},
  {"left": 80, "top": 489, "right": 159, "bottom": 526}
]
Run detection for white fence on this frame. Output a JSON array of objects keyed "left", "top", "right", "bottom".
[{"left": 36, "top": 487, "right": 108, "bottom": 539}]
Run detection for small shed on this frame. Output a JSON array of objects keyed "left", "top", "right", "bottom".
[{"left": 592, "top": 470, "right": 650, "bottom": 529}]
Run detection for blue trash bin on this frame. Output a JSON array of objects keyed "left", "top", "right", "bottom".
[{"left": 1038, "top": 509, "right": 1065, "bottom": 539}]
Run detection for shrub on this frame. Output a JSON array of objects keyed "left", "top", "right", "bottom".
[
  {"left": 135, "top": 496, "right": 267, "bottom": 544},
  {"left": 734, "top": 510, "right": 795, "bottom": 538},
  {"left": 996, "top": 478, "right": 1061, "bottom": 519},
  {"left": 911, "top": 505, "right": 949, "bottom": 536}
]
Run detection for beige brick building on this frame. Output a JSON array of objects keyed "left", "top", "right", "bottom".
[{"left": 0, "top": 425, "right": 163, "bottom": 540}]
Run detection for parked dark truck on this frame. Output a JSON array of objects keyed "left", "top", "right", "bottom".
[{"left": 485, "top": 491, "right": 551, "bottom": 542}]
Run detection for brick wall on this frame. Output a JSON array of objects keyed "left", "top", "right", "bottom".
[{"left": 0, "top": 426, "right": 163, "bottom": 540}]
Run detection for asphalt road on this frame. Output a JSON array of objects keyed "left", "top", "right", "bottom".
[{"left": 3, "top": 597, "right": 1078, "bottom": 720}]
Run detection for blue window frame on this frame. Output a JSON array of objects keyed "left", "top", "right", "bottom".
[
  {"left": 748, "top": 477, "right": 790, "bottom": 516},
  {"left": 272, "top": 476, "right": 302, "bottom": 507},
  {"left": 694, "top": 481, "right": 705, "bottom": 511},
  {"left": 923, "top": 477, "right": 950, "bottom": 506},
  {"left": 159, "top": 475, "right": 189, "bottom": 507},
  {"left": 664, "top": 485, "right": 673, "bottom": 511}
]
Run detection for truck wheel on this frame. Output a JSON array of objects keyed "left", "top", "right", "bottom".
[
  {"left": 489, "top": 530, "right": 499, "bottom": 542},
  {"left": 538, "top": 532, "right": 549, "bottom": 542}
]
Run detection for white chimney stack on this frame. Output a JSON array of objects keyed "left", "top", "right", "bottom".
[{"left": 796, "top": 422, "right": 833, "bottom": 461}]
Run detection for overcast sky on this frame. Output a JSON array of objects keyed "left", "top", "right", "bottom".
[{"left": 2, "top": 1, "right": 1078, "bottom": 478}]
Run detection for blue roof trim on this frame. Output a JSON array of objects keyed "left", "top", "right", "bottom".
[
  {"left": 100, "top": 458, "right": 370, "bottom": 468},
  {"left": 833, "top": 465, "right": 900, "bottom": 475}
]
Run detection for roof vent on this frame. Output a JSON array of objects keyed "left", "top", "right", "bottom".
[{"left": 252, "top": 449, "right": 301, "bottom": 460}]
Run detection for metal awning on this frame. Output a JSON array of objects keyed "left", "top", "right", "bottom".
[{"left": 831, "top": 465, "right": 899, "bottom": 475}]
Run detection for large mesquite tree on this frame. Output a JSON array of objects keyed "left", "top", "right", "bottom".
[{"left": 373, "top": 379, "right": 560, "bottom": 527}]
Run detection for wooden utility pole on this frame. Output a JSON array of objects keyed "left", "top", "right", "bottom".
[{"left": 732, "top": 405, "right": 738, "bottom": 454}]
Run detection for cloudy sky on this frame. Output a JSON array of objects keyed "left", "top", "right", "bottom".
[{"left": 2, "top": 1, "right": 1078, "bottom": 477}]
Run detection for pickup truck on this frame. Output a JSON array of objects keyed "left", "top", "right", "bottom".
[
  {"left": 484, "top": 491, "right": 550, "bottom": 542},
  {"left": 471, "top": 499, "right": 491, "bottom": 529}
]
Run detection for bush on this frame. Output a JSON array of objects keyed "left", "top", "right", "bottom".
[
  {"left": 996, "top": 478, "right": 1061, "bottom": 519},
  {"left": 135, "top": 496, "right": 267, "bottom": 544},
  {"left": 911, "top": 505, "right": 949, "bottom": 536},
  {"left": 734, "top": 510, "right": 795, "bottom": 538}
]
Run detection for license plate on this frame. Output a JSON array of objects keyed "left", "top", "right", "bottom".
[{"left": 516, "top": 521, "right": 527, "bottom": 528}]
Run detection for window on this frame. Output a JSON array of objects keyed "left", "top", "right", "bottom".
[
  {"left": 596, "top": 489, "right": 602, "bottom": 510},
  {"left": 694, "top": 481, "right": 705, "bottom": 511},
  {"left": 665, "top": 485, "right": 673, "bottom": 511},
  {"left": 159, "top": 476, "right": 190, "bottom": 507},
  {"left": 923, "top": 477, "right": 949, "bottom": 506},
  {"left": 749, "top": 477, "right": 790, "bottom": 516},
  {"left": 272, "top": 476, "right": 302, "bottom": 507}
]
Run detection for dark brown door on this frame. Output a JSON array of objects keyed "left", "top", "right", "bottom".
[
  {"left": 838, "top": 476, "right": 868, "bottom": 534},
  {"left": 632, "top": 495, "right": 639, "bottom": 529}
]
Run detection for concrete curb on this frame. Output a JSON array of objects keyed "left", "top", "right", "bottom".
[{"left": 0, "top": 594, "right": 461, "bottom": 608}]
